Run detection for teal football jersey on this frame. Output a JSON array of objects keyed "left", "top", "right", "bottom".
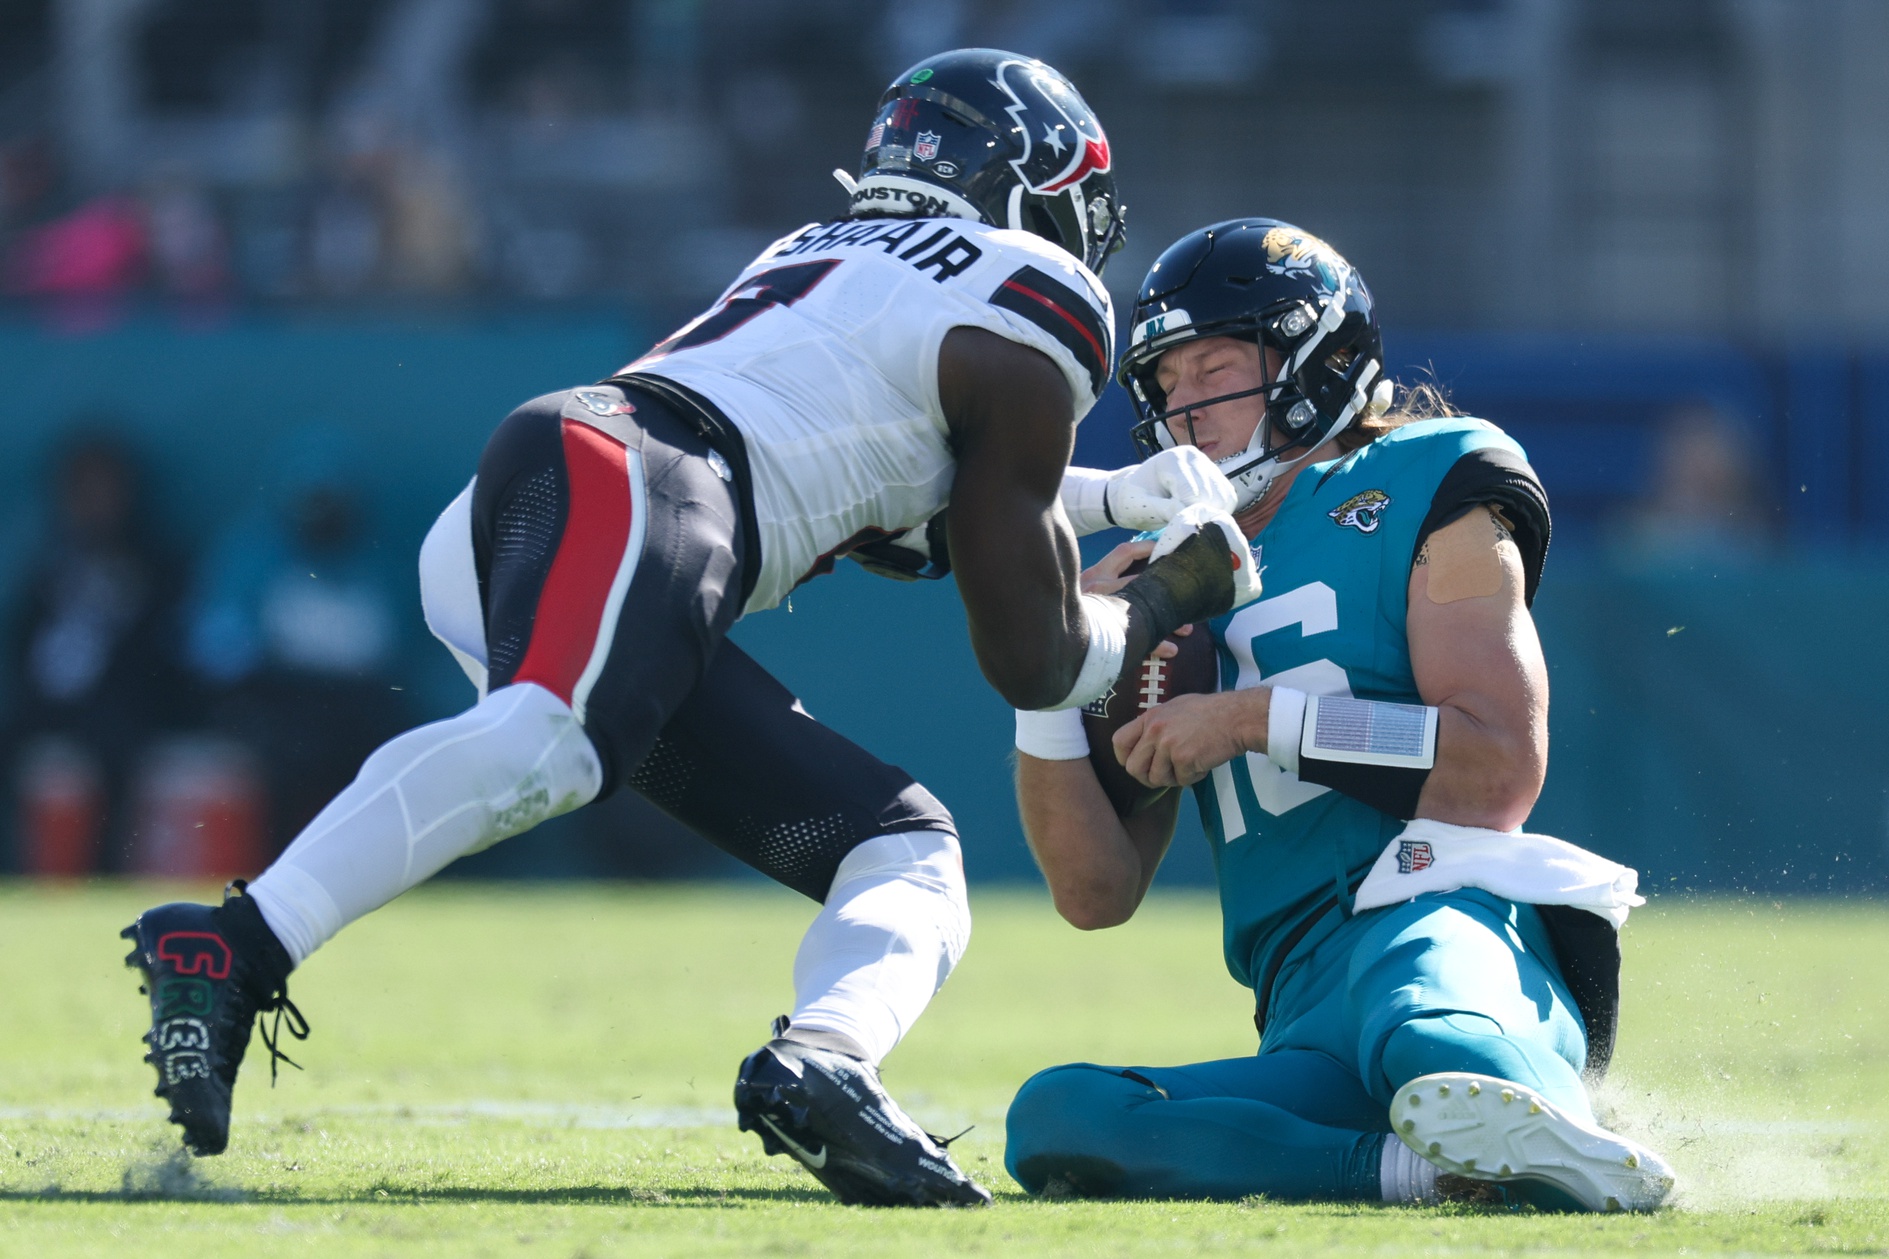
[{"left": 1195, "top": 417, "right": 1538, "bottom": 992}]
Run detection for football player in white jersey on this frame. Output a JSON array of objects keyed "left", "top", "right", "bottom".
[{"left": 118, "top": 48, "right": 1250, "bottom": 1206}]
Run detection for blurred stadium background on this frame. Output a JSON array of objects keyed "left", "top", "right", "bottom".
[{"left": 0, "top": 0, "right": 1885, "bottom": 895}]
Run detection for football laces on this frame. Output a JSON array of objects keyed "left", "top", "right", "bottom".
[{"left": 1137, "top": 655, "right": 1169, "bottom": 710}]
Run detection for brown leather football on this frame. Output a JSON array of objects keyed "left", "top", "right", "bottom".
[{"left": 1081, "top": 621, "right": 1219, "bottom": 817}]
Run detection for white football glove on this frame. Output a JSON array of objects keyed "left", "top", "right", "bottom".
[
  {"left": 1060, "top": 447, "right": 1238, "bottom": 536},
  {"left": 1150, "top": 502, "right": 1264, "bottom": 610}
]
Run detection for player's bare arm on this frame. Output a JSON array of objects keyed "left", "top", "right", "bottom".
[
  {"left": 1014, "top": 540, "right": 1182, "bottom": 929},
  {"left": 938, "top": 326, "right": 1088, "bottom": 710},
  {"left": 942, "top": 329, "right": 1243, "bottom": 711},
  {"left": 1405, "top": 504, "right": 1548, "bottom": 830},
  {"left": 1016, "top": 755, "right": 1179, "bottom": 930}
]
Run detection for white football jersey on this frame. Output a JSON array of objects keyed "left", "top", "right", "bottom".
[{"left": 621, "top": 217, "right": 1114, "bottom": 615}]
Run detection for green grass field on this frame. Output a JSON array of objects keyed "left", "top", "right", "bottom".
[{"left": 3, "top": 882, "right": 1887, "bottom": 1256}]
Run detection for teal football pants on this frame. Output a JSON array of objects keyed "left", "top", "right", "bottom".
[{"left": 1004, "top": 890, "right": 1591, "bottom": 1200}]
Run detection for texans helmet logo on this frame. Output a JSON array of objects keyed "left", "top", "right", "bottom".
[{"left": 994, "top": 59, "right": 1112, "bottom": 195}]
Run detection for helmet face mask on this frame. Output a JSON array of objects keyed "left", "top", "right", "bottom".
[
  {"left": 850, "top": 49, "right": 1126, "bottom": 275},
  {"left": 1119, "top": 220, "right": 1389, "bottom": 510}
]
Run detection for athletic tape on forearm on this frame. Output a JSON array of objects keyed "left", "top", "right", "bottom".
[
  {"left": 1264, "top": 690, "right": 1439, "bottom": 821},
  {"left": 1042, "top": 593, "right": 1128, "bottom": 711},
  {"left": 1014, "top": 707, "right": 1089, "bottom": 760},
  {"left": 1060, "top": 466, "right": 1116, "bottom": 536},
  {"left": 1118, "top": 527, "right": 1236, "bottom": 651}
]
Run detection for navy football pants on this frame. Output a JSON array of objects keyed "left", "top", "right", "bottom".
[{"left": 473, "top": 384, "right": 954, "bottom": 900}]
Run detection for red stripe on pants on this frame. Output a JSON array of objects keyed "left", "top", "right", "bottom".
[{"left": 512, "top": 419, "right": 633, "bottom": 704}]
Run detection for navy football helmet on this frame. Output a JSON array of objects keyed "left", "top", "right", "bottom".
[
  {"left": 839, "top": 48, "right": 1126, "bottom": 275},
  {"left": 1117, "top": 219, "right": 1393, "bottom": 509}
]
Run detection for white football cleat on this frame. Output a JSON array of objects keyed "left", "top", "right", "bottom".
[{"left": 1390, "top": 1072, "right": 1675, "bottom": 1212}]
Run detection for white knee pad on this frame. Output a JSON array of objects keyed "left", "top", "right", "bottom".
[
  {"left": 788, "top": 829, "right": 970, "bottom": 1064},
  {"left": 249, "top": 682, "right": 601, "bottom": 964}
]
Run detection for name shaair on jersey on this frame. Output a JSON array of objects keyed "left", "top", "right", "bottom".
[{"left": 624, "top": 49, "right": 1123, "bottom": 617}]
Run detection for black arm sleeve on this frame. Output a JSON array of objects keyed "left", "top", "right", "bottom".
[
  {"left": 1295, "top": 757, "right": 1428, "bottom": 821},
  {"left": 1411, "top": 446, "right": 1552, "bottom": 606}
]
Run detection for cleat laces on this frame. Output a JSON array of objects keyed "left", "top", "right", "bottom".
[{"left": 256, "top": 987, "right": 310, "bottom": 1084}]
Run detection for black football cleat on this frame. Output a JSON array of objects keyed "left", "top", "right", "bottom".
[
  {"left": 734, "top": 1027, "right": 991, "bottom": 1207},
  {"left": 121, "top": 881, "right": 304, "bottom": 1156}
]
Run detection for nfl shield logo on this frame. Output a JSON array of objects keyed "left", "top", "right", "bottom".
[
  {"left": 1396, "top": 840, "right": 1434, "bottom": 874},
  {"left": 914, "top": 130, "right": 941, "bottom": 162}
]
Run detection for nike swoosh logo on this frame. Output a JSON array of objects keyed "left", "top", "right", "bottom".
[{"left": 759, "top": 1115, "right": 827, "bottom": 1169}]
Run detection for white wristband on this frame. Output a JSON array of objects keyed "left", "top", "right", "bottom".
[
  {"left": 1014, "top": 707, "right": 1089, "bottom": 760},
  {"left": 1267, "top": 686, "right": 1307, "bottom": 775},
  {"left": 1059, "top": 466, "right": 1115, "bottom": 536},
  {"left": 1044, "top": 593, "right": 1129, "bottom": 710}
]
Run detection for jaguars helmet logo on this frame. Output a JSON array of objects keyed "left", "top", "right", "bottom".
[
  {"left": 1329, "top": 489, "right": 1391, "bottom": 534},
  {"left": 1261, "top": 226, "right": 1348, "bottom": 293}
]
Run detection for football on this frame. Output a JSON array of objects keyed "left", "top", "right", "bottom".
[{"left": 1081, "top": 622, "right": 1219, "bottom": 816}]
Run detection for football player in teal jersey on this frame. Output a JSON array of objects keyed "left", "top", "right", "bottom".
[{"left": 1005, "top": 220, "right": 1674, "bottom": 1211}]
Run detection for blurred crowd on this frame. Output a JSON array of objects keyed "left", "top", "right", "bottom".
[
  {"left": 0, "top": 0, "right": 1128, "bottom": 314},
  {"left": 6, "top": 426, "right": 415, "bottom": 878},
  {"left": 3, "top": 0, "right": 1884, "bottom": 338}
]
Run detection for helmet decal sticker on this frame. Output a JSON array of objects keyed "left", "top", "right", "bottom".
[
  {"left": 1261, "top": 226, "right": 1347, "bottom": 292},
  {"left": 914, "top": 131, "right": 941, "bottom": 162},
  {"left": 995, "top": 59, "right": 1112, "bottom": 195},
  {"left": 1131, "top": 307, "right": 1192, "bottom": 348}
]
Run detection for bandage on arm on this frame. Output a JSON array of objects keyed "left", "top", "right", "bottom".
[
  {"left": 1412, "top": 446, "right": 1551, "bottom": 606},
  {"left": 1415, "top": 505, "right": 1514, "bottom": 605}
]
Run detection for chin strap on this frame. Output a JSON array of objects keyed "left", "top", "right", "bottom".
[
  {"left": 1221, "top": 353, "right": 1389, "bottom": 511},
  {"left": 831, "top": 168, "right": 859, "bottom": 196}
]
